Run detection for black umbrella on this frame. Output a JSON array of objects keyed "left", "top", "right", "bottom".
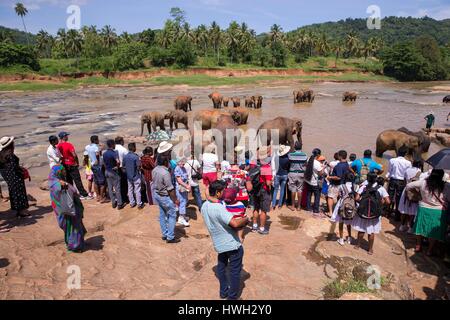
[{"left": 426, "top": 148, "right": 450, "bottom": 170}]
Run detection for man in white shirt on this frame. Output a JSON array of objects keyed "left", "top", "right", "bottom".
[
  {"left": 115, "top": 136, "right": 130, "bottom": 203},
  {"left": 47, "top": 135, "right": 60, "bottom": 168},
  {"left": 202, "top": 145, "right": 220, "bottom": 187},
  {"left": 185, "top": 154, "right": 203, "bottom": 209},
  {"left": 386, "top": 146, "right": 412, "bottom": 221}
]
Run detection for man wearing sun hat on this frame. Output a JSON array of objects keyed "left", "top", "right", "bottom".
[
  {"left": 57, "top": 131, "right": 91, "bottom": 200},
  {"left": 271, "top": 145, "right": 290, "bottom": 211}
]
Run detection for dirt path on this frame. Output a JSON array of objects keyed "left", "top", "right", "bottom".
[{"left": 1, "top": 185, "right": 448, "bottom": 300}]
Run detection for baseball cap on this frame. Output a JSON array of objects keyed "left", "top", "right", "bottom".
[{"left": 58, "top": 131, "right": 70, "bottom": 139}]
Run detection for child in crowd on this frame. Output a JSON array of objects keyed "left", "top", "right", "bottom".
[
  {"left": 221, "top": 188, "right": 247, "bottom": 243},
  {"left": 83, "top": 151, "right": 95, "bottom": 198}
]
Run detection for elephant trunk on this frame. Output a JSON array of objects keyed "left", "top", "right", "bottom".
[{"left": 140, "top": 121, "right": 145, "bottom": 136}]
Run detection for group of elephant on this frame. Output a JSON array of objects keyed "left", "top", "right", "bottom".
[
  {"left": 376, "top": 127, "right": 431, "bottom": 160},
  {"left": 293, "top": 89, "right": 358, "bottom": 103},
  {"left": 208, "top": 92, "right": 264, "bottom": 109}
]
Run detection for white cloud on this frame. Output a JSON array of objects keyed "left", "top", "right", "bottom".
[{"left": 398, "top": 5, "right": 450, "bottom": 20}]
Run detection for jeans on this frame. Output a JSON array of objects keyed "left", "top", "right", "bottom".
[
  {"left": 176, "top": 188, "right": 188, "bottom": 216},
  {"left": 154, "top": 193, "right": 177, "bottom": 241},
  {"left": 64, "top": 165, "right": 88, "bottom": 197},
  {"left": 217, "top": 246, "right": 244, "bottom": 300},
  {"left": 271, "top": 174, "right": 288, "bottom": 208},
  {"left": 119, "top": 169, "right": 129, "bottom": 203},
  {"left": 388, "top": 178, "right": 406, "bottom": 220},
  {"left": 144, "top": 180, "right": 156, "bottom": 205},
  {"left": 105, "top": 170, "right": 123, "bottom": 206},
  {"left": 306, "top": 183, "right": 321, "bottom": 213},
  {"left": 191, "top": 185, "right": 203, "bottom": 209},
  {"left": 127, "top": 176, "right": 142, "bottom": 206}
]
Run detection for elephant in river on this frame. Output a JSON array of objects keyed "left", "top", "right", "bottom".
[
  {"left": 174, "top": 95, "right": 192, "bottom": 112},
  {"left": 444, "top": 95, "right": 450, "bottom": 103},
  {"left": 141, "top": 111, "right": 166, "bottom": 136},
  {"left": 193, "top": 110, "right": 235, "bottom": 130},
  {"left": 245, "top": 97, "right": 255, "bottom": 108},
  {"left": 303, "top": 90, "right": 315, "bottom": 103},
  {"left": 228, "top": 107, "right": 249, "bottom": 125},
  {"left": 376, "top": 130, "right": 421, "bottom": 158},
  {"left": 165, "top": 110, "right": 189, "bottom": 130},
  {"left": 232, "top": 97, "right": 241, "bottom": 107},
  {"left": 397, "top": 127, "right": 431, "bottom": 153},
  {"left": 223, "top": 97, "right": 230, "bottom": 107},
  {"left": 212, "top": 114, "right": 241, "bottom": 161},
  {"left": 293, "top": 90, "right": 305, "bottom": 103},
  {"left": 208, "top": 92, "right": 223, "bottom": 109},
  {"left": 252, "top": 95, "right": 263, "bottom": 109},
  {"left": 343, "top": 91, "right": 358, "bottom": 102},
  {"left": 257, "top": 117, "right": 303, "bottom": 149}
]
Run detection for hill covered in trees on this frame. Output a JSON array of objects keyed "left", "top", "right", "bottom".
[{"left": 0, "top": 26, "right": 35, "bottom": 45}]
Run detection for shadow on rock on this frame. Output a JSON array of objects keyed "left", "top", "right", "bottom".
[
  {"left": 85, "top": 235, "right": 105, "bottom": 251},
  {"left": 0, "top": 258, "right": 9, "bottom": 268},
  {"left": 0, "top": 205, "right": 53, "bottom": 233},
  {"left": 212, "top": 265, "right": 251, "bottom": 299}
]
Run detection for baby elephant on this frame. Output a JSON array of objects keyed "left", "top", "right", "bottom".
[
  {"left": 165, "top": 110, "right": 189, "bottom": 130},
  {"left": 443, "top": 95, "right": 450, "bottom": 103},
  {"left": 232, "top": 97, "right": 241, "bottom": 107},
  {"left": 141, "top": 111, "right": 165, "bottom": 136},
  {"left": 245, "top": 97, "right": 255, "bottom": 108},
  {"left": 343, "top": 91, "right": 358, "bottom": 102},
  {"left": 223, "top": 97, "right": 230, "bottom": 107}
]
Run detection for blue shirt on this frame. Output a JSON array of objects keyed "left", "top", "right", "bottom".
[
  {"left": 288, "top": 151, "right": 308, "bottom": 173},
  {"left": 103, "top": 149, "right": 119, "bottom": 172},
  {"left": 331, "top": 162, "right": 350, "bottom": 185},
  {"left": 85, "top": 143, "right": 99, "bottom": 166},
  {"left": 123, "top": 152, "right": 141, "bottom": 181},
  {"left": 352, "top": 157, "right": 382, "bottom": 175},
  {"left": 201, "top": 201, "right": 242, "bottom": 254},
  {"left": 277, "top": 155, "right": 290, "bottom": 176},
  {"left": 174, "top": 165, "right": 188, "bottom": 190}
]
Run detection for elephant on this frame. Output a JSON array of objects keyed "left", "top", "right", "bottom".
[
  {"left": 303, "top": 90, "right": 315, "bottom": 103},
  {"left": 252, "top": 95, "right": 263, "bottom": 109},
  {"left": 293, "top": 90, "right": 305, "bottom": 103},
  {"left": 212, "top": 114, "right": 241, "bottom": 161},
  {"left": 208, "top": 92, "right": 223, "bottom": 109},
  {"left": 376, "top": 130, "right": 421, "bottom": 158},
  {"left": 193, "top": 110, "right": 234, "bottom": 130},
  {"left": 174, "top": 95, "right": 193, "bottom": 112},
  {"left": 141, "top": 111, "right": 165, "bottom": 136},
  {"left": 397, "top": 127, "right": 431, "bottom": 153},
  {"left": 232, "top": 97, "right": 241, "bottom": 107},
  {"left": 228, "top": 107, "right": 249, "bottom": 125},
  {"left": 245, "top": 97, "right": 255, "bottom": 108},
  {"left": 343, "top": 91, "right": 358, "bottom": 102},
  {"left": 257, "top": 117, "right": 303, "bottom": 150},
  {"left": 223, "top": 97, "right": 230, "bottom": 107},
  {"left": 165, "top": 110, "right": 189, "bottom": 130},
  {"left": 444, "top": 95, "right": 450, "bottom": 103}
]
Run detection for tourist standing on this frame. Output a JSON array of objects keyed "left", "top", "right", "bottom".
[
  {"left": 115, "top": 136, "right": 129, "bottom": 204},
  {"left": 85, "top": 135, "right": 106, "bottom": 203},
  {"left": 304, "top": 148, "right": 325, "bottom": 214},
  {"left": 48, "top": 164, "right": 86, "bottom": 253},
  {"left": 103, "top": 139, "right": 125, "bottom": 210},
  {"left": 424, "top": 112, "right": 435, "bottom": 133},
  {"left": 47, "top": 135, "right": 60, "bottom": 168},
  {"left": 271, "top": 145, "right": 290, "bottom": 211},
  {"left": 201, "top": 180, "right": 248, "bottom": 300},
  {"left": 202, "top": 145, "right": 220, "bottom": 187},
  {"left": 327, "top": 150, "right": 351, "bottom": 217},
  {"left": 287, "top": 141, "right": 308, "bottom": 211},
  {"left": 387, "top": 146, "right": 412, "bottom": 221},
  {"left": 406, "top": 169, "right": 447, "bottom": 256},
  {"left": 153, "top": 155, "right": 180, "bottom": 243},
  {"left": 123, "top": 143, "right": 144, "bottom": 209},
  {"left": 0, "top": 136, "right": 29, "bottom": 217},
  {"left": 398, "top": 160, "right": 423, "bottom": 233},
  {"left": 141, "top": 147, "right": 156, "bottom": 205},
  {"left": 174, "top": 157, "right": 191, "bottom": 227},
  {"left": 352, "top": 150, "right": 383, "bottom": 184},
  {"left": 57, "top": 132, "right": 91, "bottom": 199},
  {"left": 185, "top": 153, "right": 203, "bottom": 209}
]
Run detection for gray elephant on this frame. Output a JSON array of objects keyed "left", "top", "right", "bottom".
[
  {"left": 293, "top": 90, "right": 305, "bottom": 103},
  {"left": 343, "top": 91, "right": 357, "bottom": 102},
  {"left": 245, "top": 97, "right": 255, "bottom": 108},
  {"left": 141, "top": 111, "right": 166, "bottom": 136},
  {"left": 303, "top": 90, "right": 315, "bottom": 103},
  {"left": 223, "top": 97, "right": 230, "bottom": 107},
  {"left": 174, "top": 95, "right": 193, "bottom": 112},
  {"left": 257, "top": 117, "right": 303, "bottom": 149},
  {"left": 228, "top": 107, "right": 249, "bottom": 125},
  {"left": 232, "top": 97, "right": 241, "bottom": 107},
  {"left": 208, "top": 92, "right": 223, "bottom": 109},
  {"left": 376, "top": 130, "right": 421, "bottom": 158},
  {"left": 444, "top": 95, "right": 450, "bottom": 103},
  {"left": 165, "top": 110, "right": 189, "bottom": 130},
  {"left": 252, "top": 95, "right": 263, "bottom": 109},
  {"left": 397, "top": 127, "right": 431, "bottom": 153}
]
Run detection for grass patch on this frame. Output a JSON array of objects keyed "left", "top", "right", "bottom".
[
  {"left": 0, "top": 81, "right": 76, "bottom": 91},
  {"left": 324, "top": 278, "right": 374, "bottom": 299}
]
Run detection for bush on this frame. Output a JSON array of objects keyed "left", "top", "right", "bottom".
[
  {"left": 169, "top": 40, "right": 197, "bottom": 68},
  {"left": 113, "top": 42, "right": 147, "bottom": 71},
  {"left": 251, "top": 45, "right": 272, "bottom": 67},
  {"left": 147, "top": 46, "right": 174, "bottom": 67},
  {"left": 271, "top": 41, "right": 288, "bottom": 67},
  {"left": 0, "top": 43, "right": 40, "bottom": 71}
]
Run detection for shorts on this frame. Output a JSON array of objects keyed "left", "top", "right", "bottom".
[
  {"left": 327, "top": 185, "right": 340, "bottom": 201},
  {"left": 288, "top": 172, "right": 304, "bottom": 192},
  {"left": 202, "top": 172, "right": 218, "bottom": 186},
  {"left": 251, "top": 190, "right": 271, "bottom": 213},
  {"left": 92, "top": 164, "right": 106, "bottom": 186}
]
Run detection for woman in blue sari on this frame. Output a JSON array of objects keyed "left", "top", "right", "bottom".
[{"left": 49, "top": 165, "right": 86, "bottom": 252}]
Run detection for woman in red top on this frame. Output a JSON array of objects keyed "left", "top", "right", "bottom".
[{"left": 140, "top": 147, "right": 156, "bottom": 205}]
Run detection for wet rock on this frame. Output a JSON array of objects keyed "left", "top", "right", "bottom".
[{"left": 339, "top": 292, "right": 381, "bottom": 300}]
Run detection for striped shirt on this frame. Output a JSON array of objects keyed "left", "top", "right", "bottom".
[
  {"left": 288, "top": 151, "right": 308, "bottom": 173},
  {"left": 222, "top": 201, "right": 246, "bottom": 217}
]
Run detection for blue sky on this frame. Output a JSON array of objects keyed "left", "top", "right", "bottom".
[{"left": 1, "top": 0, "right": 449, "bottom": 35}]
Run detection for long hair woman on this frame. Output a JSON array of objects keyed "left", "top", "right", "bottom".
[
  {"left": 304, "top": 148, "right": 324, "bottom": 214},
  {"left": 406, "top": 169, "right": 446, "bottom": 256},
  {"left": 49, "top": 165, "right": 86, "bottom": 253}
]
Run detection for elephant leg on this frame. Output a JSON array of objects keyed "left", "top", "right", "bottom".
[
  {"left": 147, "top": 122, "right": 152, "bottom": 134},
  {"left": 170, "top": 119, "right": 174, "bottom": 130},
  {"left": 175, "top": 122, "right": 179, "bottom": 130}
]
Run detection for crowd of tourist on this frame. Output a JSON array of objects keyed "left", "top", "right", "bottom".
[{"left": 1, "top": 132, "right": 450, "bottom": 300}]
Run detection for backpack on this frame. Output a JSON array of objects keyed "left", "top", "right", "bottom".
[
  {"left": 248, "top": 165, "right": 263, "bottom": 195},
  {"left": 359, "top": 159, "right": 370, "bottom": 183},
  {"left": 339, "top": 187, "right": 357, "bottom": 220},
  {"left": 357, "top": 185, "right": 382, "bottom": 220}
]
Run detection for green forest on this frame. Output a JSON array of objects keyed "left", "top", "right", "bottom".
[{"left": 1, "top": 4, "right": 449, "bottom": 82}]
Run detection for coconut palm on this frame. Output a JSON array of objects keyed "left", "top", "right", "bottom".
[
  {"left": 36, "top": 30, "right": 52, "bottom": 58},
  {"left": 100, "top": 25, "right": 118, "bottom": 53},
  {"left": 56, "top": 28, "right": 68, "bottom": 58},
  {"left": 332, "top": 40, "right": 344, "bottom": 67},
  {"left": 209, "top": 21, "right": 222, "bottom": 63},
  {"left": 14, "top": 3, "right": 29, "bottom": 45},
  {"left": 345, "top": 31, "right": 360, "bottom": 57},
  {"left": 66, "top": 29, "right": 83, "bottom": 58},
  {"left": 316, "top": 33, "right": 330, "bottom": 56},
  {"left": 269, "top": 24, "right": 284, "bottom": 46},
  {"left": 194, "top": 24, "right": 209, "bottom": 57},
  {"left": 225, "top": 21, "right": 240, "bottom": 63}
]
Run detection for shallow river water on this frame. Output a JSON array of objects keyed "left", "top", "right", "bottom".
[{"left": 0, "top": 80, "right": 449, "bottom": 181}]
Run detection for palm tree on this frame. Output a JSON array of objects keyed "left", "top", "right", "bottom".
[
  {"left": 0, "top": 30, "right": 13, "bottom": 43},
  {"left": 345, "top": 31, "right": 360, "bottom": 57},
  {"left": 14, "top": 3, "right": 29, "bottom": 45},
  {"left": 332, "top": 40, "right": 344, "bottom": 67},
  {"left": 225, "top": 21, "right": 240, "bottom": 63},
  {"left": 269, "top": 24, "right": 284, "bottom": 46},
  {"left": 194, "top": 24, "right": 209, "bottom": 57},
  {"left": 209, "top": 21, "right": 222, "bottom": 63},
  {"left": 66, "top": 29, "right": 83, "bottom": 59},
  {"left": 100, "top": 25, "right": 118, "bottom": 53},
  {"left": 56, "top": 28, "right": 68, "bottom": 58},
  {"left": 36, "top": 30, "right": 52, "bottom": 58},
  {"left": 316, "top": 33, "right": 330, "bottom": 56}
]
